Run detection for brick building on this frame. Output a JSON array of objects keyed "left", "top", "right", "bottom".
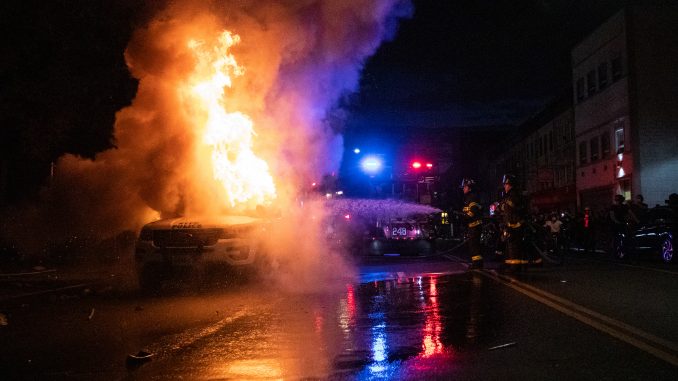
[
  {"left": 523, "top": 101, "right": 576, "bottom": 213},
  {"left": 483, "top": 95, "right": 576, "bottom": 214}
]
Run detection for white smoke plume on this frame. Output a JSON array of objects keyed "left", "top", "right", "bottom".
[{"left": 5, "top": 0, "right": 413, "bottom": 272}]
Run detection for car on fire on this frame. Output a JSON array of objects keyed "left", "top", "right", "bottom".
[
  {"left": 134, "top": 215, "right": 269, "bottom": 291},
  {"left": 613, "top": 206, "right": 675, "bottom": 263}
]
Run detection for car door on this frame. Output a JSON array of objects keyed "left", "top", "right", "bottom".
[{"left": 635, "top": 208, "right": 673, "bottom": 251}]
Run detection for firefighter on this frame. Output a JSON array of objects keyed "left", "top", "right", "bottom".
[
  {"left": 609, "top": 194, "right": 638, "bottom": 252},
  {"left": 461, "top": 178, "right": 483, "bottom": 269},
  {"left": 498, "top": 174, "right": 530, "bottom": 272}
]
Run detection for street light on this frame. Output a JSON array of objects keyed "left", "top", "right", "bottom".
[{"left": 353, "top": 148, "right": 361, "bottom": 154}]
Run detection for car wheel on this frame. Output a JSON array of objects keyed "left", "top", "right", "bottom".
[
  {"left": 661, "top": 234, "right": 673, "bottom": 263},
  {"left": 613, "top": 234, "right": 626, "bottom": 260}
]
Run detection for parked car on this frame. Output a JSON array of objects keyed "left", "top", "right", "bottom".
[
  {"left": 613, "top": 206, "right": 675, "bottom": 263},
  {"left": 134, "top": 215, "right": 269, "bottom": 291}
]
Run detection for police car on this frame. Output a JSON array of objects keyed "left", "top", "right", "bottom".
[{"left": 134, "top": 215, "right": 268, "bottom": 291}]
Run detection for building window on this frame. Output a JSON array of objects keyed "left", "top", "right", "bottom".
[
  {"left": 549, "top": 131, "right": 554, "bottom": 152},
  {"left": 601, "top": 131, "right": 610, "bottom": 157},
  {"left": 587, "top": 70, "right": 597, "bottom": 95},
  {"left": 612, "top": 55, "right": 622, "bottom": 81},
  {"left": 598, "top": 62, "right": 608, "bottom": 89},
  {"left": 615, "top": 126, "right": 625, "bottom": 154},
  {"left": 534, "top": 139, "right": 537, "bottom": 157},
  {"left": 534, "top": 141, "right": 537, "bottom": 158},
  {"left": 576, "top": 78, "right": 585, "bottom": 102},
  {"left": 579, "top": 141, "right": 587, "bottom": 165},
  {"left": 590, "top": 137, "right": 600, "bottom": 161},
  {"left": 533, "top": 141, "right": 537, "bottom": 158}
]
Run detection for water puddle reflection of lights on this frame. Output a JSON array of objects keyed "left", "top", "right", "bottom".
[
  {"left": 352, "top": 275, "right": 453, "bottom": 380},
  {"left": 421, "top": 276, "right": 445, "bottom": 357},
  {"left": 225, "top": 359, "right": 282, "bottom": 379},
  {"left": 369, "top": 319, "right": 389, "bottom": 373},
  {"left": 339, "top": 284, "right": 357, "bottom": 338}
]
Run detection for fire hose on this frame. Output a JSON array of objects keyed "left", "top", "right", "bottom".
[
  {"left": 530, "top": 241, "right": 563, "bottom": 264},
  {"left": 435, "top": 237, "right": 470, "bottom": 256}
]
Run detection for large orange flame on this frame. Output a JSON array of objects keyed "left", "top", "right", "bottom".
[{"left": 186, "top": 31, "right": 276, "bottom": 208}]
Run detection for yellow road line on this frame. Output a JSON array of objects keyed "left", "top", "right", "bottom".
[{"left": 479, "top": 269, "right": 678, "bottom": 367}]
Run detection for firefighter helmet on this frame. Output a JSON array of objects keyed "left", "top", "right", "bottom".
[
  {"left": 460, "top": 178, "right": 476, "bottom": 189},
  {"left": 502, "top": 174, "right": 516, "bottom": 185}
]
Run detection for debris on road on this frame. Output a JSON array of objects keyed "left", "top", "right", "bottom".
[
  {"left": 0, "top": 313, "right": 8, "bottom": 326},
  {"left": 488, "top": 342, "right": 516, "bottom": 351},
  {"left": 0, "top": 267, "right": 56, "bottom": 277},
  {"left": 126, "top": 350, "right": 154, "bottom": 368},
  {"left": 87, "top": 308, "right": 95, "bottom": 321}
]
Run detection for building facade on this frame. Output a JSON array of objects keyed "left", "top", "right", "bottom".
[
  {"left": 572, "top": 6, "right": 678, "bottom": 210},
  {"left": 487, "top": 97, "right": 576, "bottom": 215},
  {"left": 524, "top": 106, "right": 577, "bottom": 213}
]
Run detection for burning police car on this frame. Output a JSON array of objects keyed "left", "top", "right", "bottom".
[{"left": 134, "top": 215, "right": 268, "bottom": 291}]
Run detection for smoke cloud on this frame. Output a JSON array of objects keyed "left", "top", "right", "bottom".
[{"left": 4, "top": 0, "right": 413, "bottom": 275}]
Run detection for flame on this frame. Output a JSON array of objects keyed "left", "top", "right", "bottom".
[{"left": 186, "top": 31, "right": 276, "bottom": 208}]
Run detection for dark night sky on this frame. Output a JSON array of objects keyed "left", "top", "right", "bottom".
[
  {"left": 0, "top": 0, "right": 636, "bottom": 199},
  {"left": 348, "top": 0, "right": 633, "bottom": 133}
]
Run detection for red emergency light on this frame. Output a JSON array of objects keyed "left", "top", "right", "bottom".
[{"left": 411, "top": 161, "right": 422, "bottom": 169}]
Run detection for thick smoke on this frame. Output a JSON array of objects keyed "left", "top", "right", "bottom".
[{"left": 5, "top": 0, "right": 413, "bottom": 275}]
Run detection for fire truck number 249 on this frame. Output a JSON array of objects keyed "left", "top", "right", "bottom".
[{"left": 392, "top": 227, "right": 408, "bottom": 236}]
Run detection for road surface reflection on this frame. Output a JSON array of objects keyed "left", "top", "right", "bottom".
[{"left": 134, "top": 271, "right": 493, "bottom": 380}]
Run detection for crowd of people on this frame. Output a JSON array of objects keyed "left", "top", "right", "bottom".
[{"left": 528, "top": 191, "right": 678, "bottom": 255}]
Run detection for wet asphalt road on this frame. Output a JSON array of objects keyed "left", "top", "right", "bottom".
[{"left": 1, "top": 252, "right": 677, "bottom": 380}]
